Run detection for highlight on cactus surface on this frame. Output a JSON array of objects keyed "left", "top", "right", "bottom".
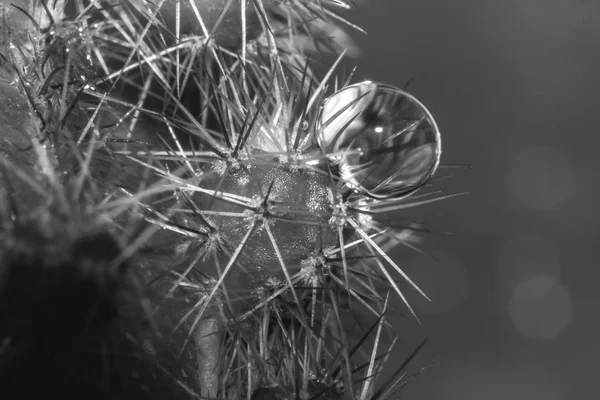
[{"left": 0, "top": 1, "right": 452, "bottom": 399}]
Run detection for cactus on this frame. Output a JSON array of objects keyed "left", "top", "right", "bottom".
[{"left": 0, "top": 1, "right": 449, "bottom": 399}]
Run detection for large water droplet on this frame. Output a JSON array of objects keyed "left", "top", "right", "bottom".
[{"left": 316, "top": 81, "right": 441, "bottom": 199}]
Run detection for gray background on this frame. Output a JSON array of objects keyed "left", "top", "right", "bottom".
[{"left": 344, "top": 0, "right": 599, "bottom": 399}]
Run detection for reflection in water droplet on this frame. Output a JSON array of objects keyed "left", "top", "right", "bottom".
[{"left": 316, "top": 81, "right": 441, "bottom": 199}]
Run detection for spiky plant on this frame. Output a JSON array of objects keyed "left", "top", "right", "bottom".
[{"left": 0, "top": 1, "right": 449, "bottom": 399}]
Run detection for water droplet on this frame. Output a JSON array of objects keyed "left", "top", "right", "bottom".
[
  {"left": 300, "top": 120, "right": 309, "bottom": 130},
  {"left": 316, "top": 81, "right": 441, "bottom": 199}
]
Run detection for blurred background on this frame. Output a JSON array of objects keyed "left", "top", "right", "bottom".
[{"left": 342, "top": 0, "right": 600, "bottom": 399}]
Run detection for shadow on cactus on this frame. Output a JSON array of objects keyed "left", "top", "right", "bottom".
[{"left": 0, "top": 1, "right": 458, "bottom": 399}]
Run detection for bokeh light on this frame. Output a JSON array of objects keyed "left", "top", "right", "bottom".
[
  {"left": 507, "top": 146, "right": 573, "bottom": 210},
  {"left": 497, "top": 234, "right": 561, "bottom": 289},
  {"left": 440, "top": 359, "right": 563, "bottom": 400},
  {"left": 352, "top": 0, "right": 597, "bottom": 398},
  {"left": 507, "top": 275, "right": 571, "bottom": 340}
]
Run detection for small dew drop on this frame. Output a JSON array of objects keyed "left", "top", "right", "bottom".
[{"left": 316, "top": 81, "right": 441, "bottom": 199}]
